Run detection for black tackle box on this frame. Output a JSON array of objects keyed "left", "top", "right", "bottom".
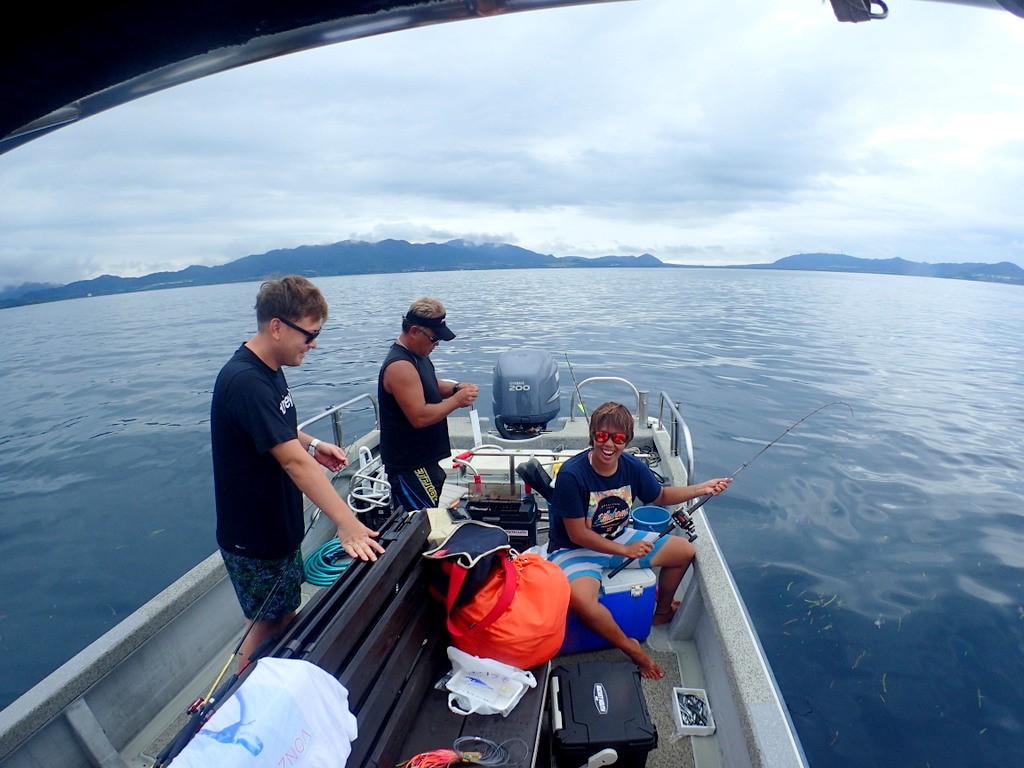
[
  {"left": 549, "top": 661, "right": 658, "bottom": 768},
  {"left": 458, "top": 491, "right": 539, "bottom": 550}
]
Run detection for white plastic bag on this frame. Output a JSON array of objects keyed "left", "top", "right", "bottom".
[
  {"left": 172, "top": 658, "right": 357, "bottom": 767},
  {"left": 444, "top": 646, "right": 537, "bottom": 717}
]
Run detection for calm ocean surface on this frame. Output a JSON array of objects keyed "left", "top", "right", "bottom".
[{"left": 1, "top": 267, "right": 1022, "bottom": 767}]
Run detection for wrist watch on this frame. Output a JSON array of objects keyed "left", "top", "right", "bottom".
[
  {"left": 452, "top": 382, "right": 461, "bottom": 395},
  {"left": 308, "top": 438, "right": 321, "bottom": 456}
]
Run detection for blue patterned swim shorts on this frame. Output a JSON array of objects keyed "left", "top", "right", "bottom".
[{"left": 221, "top": 548, "right": 303, "bottom": 621}]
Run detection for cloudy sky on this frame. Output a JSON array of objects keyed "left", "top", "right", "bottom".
[{"left": 2, "top": 0, "right": 1023, "bottom": 290}]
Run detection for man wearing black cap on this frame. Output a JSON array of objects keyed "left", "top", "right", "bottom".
[{"left": 378, "top": 297, "right": 479, "bottom": 512}]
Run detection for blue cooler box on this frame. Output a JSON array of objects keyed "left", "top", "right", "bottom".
[{"left": 560, "top": 567, "right": 657, "bottom": 655}]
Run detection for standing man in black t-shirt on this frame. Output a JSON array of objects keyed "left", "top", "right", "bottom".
[
  {"left": 211, "top": 275, "right": 384, "bottom": 670},
  {"left": 378, "top": 297, "right": 479, "bottom": 511}
]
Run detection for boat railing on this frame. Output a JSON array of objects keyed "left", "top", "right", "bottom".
[
  {"left": 568, "top": 376, "right": 645, "bottom": 422},
  {"left": 655, "top": 392, "right": 695, "bottom": 482},
  {"left": 297, "top": 393, "right": 379, "bottom": 449},
  {"left": 451, "top": 444, "right": 577, "bottom": 485}
]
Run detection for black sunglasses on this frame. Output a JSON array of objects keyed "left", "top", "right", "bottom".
[
  {"left": 278, "top": 316, "right": 321, "bottom": 344},
  {"left": 417, "top": 326, "right": 441, "bottom": 345},
  {"left": 593, "top": 430, "right": 628, "bottom": 446}
]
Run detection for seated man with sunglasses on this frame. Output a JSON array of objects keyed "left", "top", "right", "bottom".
[
  {"left": 547, "top": 401, "right": 731, "bottom": 679},
  {"left": 378, "top": 296, "right": 479, "bottom": 513}
]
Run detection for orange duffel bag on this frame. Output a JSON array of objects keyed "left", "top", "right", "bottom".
[
  {"left": 425, "top": 521, "right": 570, "bottom": 670},
  {"left": 446, "top": 550, "right": 570, "bottom": 669}
]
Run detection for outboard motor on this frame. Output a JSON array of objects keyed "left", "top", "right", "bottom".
[{"left": 492, "top": 350, "right": 561, "bottom": 440}]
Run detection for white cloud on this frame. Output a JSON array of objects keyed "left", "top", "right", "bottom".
[{"left": 1, "top": 0, "right": 1023, "bottom": 290}]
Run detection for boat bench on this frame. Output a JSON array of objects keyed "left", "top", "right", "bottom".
[{"left": 270, "top": 508, "right": 550, "bottom": 768}]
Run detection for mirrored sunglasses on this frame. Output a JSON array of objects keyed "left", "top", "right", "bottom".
[{"left": 593, "top": 430, "right": 628, "bottom": 445}]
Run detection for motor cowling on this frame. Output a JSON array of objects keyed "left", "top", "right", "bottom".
[{"left": 492, "top": 350, "right": 561, "bottom": 440}]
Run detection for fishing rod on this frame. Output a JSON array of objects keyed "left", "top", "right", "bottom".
[
  {"left": 564, "top": 352, "right": 588, "bottom": 421},
  {"left": 154, "top": 622, "right": 265, "bottom": 763},
  {"left": 608, "top": 401, "right": 853, "bottom": 577},
  {"left": 153, "top": 557, "right": 294, "bottom": 767},
  {"left": 153, "top": 498, "right": 338, "bottom": 767}
]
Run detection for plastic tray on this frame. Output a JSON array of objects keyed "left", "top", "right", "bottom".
[{"left": 670, "top": 686, "right": 716, "bottom": 738}]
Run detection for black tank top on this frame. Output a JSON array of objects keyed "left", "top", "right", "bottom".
[{"left": 377, "top": 343, "right": 451, "bottom": 470}]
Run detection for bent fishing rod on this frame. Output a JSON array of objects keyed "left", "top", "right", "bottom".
[{"left": 608, "top": 401, "right": 853, "bottom": 577}]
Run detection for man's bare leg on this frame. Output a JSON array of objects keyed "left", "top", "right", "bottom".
[
  {"left": 650, "top": 537, "right": 695, "bottom": 626},
  {"left": 569, "top": 576, "right": 664, "bottom": 679},
  {"left": 237, "top": 611, "right": 296, "bottom": 672}
]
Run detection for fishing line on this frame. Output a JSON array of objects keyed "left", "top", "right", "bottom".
[
  {"left": 726, "top": 401, "right": 854, "bottom": 481},
  {"left": 400, "top": 736, "right": 528, "bottom": 767},
  {"left": 608, "top": 401, "right": 853, "bottom": 577},
  {"left": 667, "top": 399, "right": 854, "bottom": 519}
]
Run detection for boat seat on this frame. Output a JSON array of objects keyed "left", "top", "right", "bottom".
[
  {"left": 269, "top": 508, "right": 550, "bottom": 767},
  {"left": 515, "top": 457, "right": 556, "bottom": 502}
]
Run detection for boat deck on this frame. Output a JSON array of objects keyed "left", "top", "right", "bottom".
[
  {"left": 136, "top": 415, "right": 707, "bottom": 768},
  {"left": 0, "top": 402, "right": 806, "bottom": 768},
  {"left": 441, "top": 415, "right": 708, "bottom": 767}
]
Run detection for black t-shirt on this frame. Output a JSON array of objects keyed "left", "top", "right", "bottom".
[
  {"left": 211, "top": 345, "right": 303, "bottom": 559},
  {"left": 377, "top": 343, "right": 451, "bottom": 471}
]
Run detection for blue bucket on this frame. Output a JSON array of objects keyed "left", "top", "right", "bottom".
[{"left": 631, "top": 505, "right": 671, "bottom": 533}]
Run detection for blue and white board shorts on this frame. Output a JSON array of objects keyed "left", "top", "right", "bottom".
[{"left": 548, "top": 527, "right": 668, "bottom": 583}]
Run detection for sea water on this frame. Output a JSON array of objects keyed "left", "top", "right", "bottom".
[{"left": 1, "top": 267, "right": 1022, "bottom": 767}]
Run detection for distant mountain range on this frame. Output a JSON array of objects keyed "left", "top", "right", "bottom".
[
  {"left": 2, "top": 240, "right": 1022, "bottom": 308},
  {"left": 735, "top": 253, "right": 1024, "bottom": 284}
]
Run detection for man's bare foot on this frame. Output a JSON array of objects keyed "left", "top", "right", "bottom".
[
  {"left": 652, "top": 599, "right": 681, "bottom": 626},
  {"left": 624, "top": 639, "right": 664, "bottom": 679}
]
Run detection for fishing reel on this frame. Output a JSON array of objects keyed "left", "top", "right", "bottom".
[{"left": 671, "top": 507, "right": 698, "bottom": 543}]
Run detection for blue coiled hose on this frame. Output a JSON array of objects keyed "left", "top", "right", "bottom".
[{"left": 303, "top": 538, "right": 353, "bottom": 586}]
